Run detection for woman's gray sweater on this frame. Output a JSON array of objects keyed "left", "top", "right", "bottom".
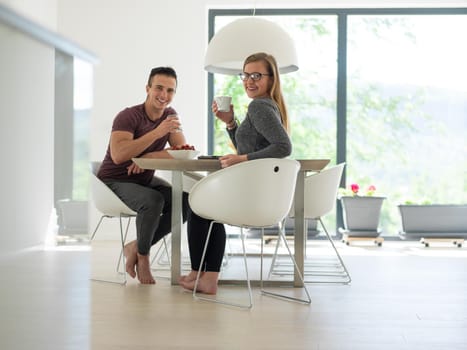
[{"left": 227, "top": 97, "right": 292, "bottom": 160}]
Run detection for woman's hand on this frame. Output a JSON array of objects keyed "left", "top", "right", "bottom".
[
  {"left": 212, "top": 100, "right": 234, "bottom": 125},
  {"left": 219, "top": 154, "right": 248, "bottom": 168}
]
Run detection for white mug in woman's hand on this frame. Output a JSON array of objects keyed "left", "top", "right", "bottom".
[{"left": 214, "top": 96, "right": 232, "bottom": 112}]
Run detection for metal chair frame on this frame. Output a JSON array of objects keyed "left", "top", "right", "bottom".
[{"left": 268, "top": 163, "right": 352, "bottom": 285}]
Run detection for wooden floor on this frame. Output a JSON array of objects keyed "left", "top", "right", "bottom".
[{"left": 1, "top": 240, "right": 467, "bottom": 350}]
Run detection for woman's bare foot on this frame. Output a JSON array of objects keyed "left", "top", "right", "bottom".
[
  {"left": 180, "top": 271, "right": 218, "bottom": 295},
  {"left": 136, "top": 253, "right": 156, "bottom": 284},
  {"left": 179, "top": 270, "right": 203, "bottom": 284},
  {"left": 123, "top": 240, "right": 138, "bottom": 278}
]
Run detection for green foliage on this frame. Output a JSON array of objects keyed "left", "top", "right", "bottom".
[{"left": 212, "top": 15, "right": 467, "bottom": 237}]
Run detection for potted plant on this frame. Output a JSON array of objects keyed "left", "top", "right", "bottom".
[
  {"left": 398, "top": 201, "right": 467, "bottom": 245},
  {"left": 56, "top": 199, "right": 89, "bottom": 244},
  {"left": 338, "top": 184, "right": 386, "bottom": 243}
]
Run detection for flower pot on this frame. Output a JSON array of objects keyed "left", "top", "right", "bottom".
[
  {"left": 398, "top": 204, "right": 467, "bottom": 239},
  {"left": 339, "top": 196, "right": 385, "bottom": 236},
  {"left": 56, "top": 199, "right": 89, "bottom": 236}
]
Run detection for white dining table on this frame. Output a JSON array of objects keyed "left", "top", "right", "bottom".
[{"left": 132, "top": 157, "right": 330, "bottom": 286}]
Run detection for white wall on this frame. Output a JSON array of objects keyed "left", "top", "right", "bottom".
[
  {"left": 57, "top": 0, "right": 210, "bottom": 163},
  {"left": 0, "top": 0, "right": 57, "bottom": 30},
  {"left": 0, "top": 1, "right": 56, "bottom": 255}
]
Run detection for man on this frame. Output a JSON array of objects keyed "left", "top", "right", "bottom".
[{"left": 97, "top": 67, "right": 189, "bottom": 284}]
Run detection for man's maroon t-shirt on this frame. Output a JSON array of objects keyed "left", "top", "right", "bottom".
[{"left": 97, "top": 103, "right": 175, "bottom": 185}]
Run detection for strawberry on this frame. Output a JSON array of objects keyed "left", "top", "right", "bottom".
[{"left": 173, "top": 144, "right": 195, "bottom": 150}]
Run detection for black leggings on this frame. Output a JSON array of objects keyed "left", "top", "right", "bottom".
[{"left": 187, "top": 211, "right": 226, "bottom": 272}]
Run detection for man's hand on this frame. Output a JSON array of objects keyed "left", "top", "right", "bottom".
[{"left": 127, "top": 162, "right": 145, "bottom": 175}]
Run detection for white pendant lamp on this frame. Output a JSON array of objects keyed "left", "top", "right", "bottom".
[{"left": 204, "top": 17, "right": 299, "bottom": 75}]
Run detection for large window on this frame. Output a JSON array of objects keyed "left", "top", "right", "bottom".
[
  {"left": 347, "top": 15, "right": 467, "bottom": 235},
  {"left": 209, "top": 8, "right": 467, "bottom": 237}
]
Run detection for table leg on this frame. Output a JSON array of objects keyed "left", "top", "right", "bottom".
[
  {"left": 293, "top": 171, "right": 305, "bottom": 287},
  {"left": 170, "top": 170, "right": 183, "bottom": 285}
]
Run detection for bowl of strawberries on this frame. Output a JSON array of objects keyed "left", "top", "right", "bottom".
[{"left": 167, "top": 144, "right": 199, "bottom": 159}]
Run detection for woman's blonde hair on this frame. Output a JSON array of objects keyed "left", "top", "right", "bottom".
[{"left": 243, "top": 52, "right": 290, "bottom": 132}]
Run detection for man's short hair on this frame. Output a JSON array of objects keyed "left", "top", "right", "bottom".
[{"left": 147, "top": 66, "right": 177, "bottom": 87}]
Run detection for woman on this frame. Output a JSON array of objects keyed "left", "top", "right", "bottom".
[{"left": 180, "top": 52, "right": 292, "bottom": 294}]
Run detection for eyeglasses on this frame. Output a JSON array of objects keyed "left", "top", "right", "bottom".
[{"left": 239, "top": 72, "right": 272, "bottom": 81}]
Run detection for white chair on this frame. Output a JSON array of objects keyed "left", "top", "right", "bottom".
[
  {"left": 89, "top": 161, "right": 137, "bottom": 285},
  {"left": 188, "top": 158, "right": 310, "bottom": 308},
  {"left": 269, "top": 163, "right": 351, "bottom": 284}
]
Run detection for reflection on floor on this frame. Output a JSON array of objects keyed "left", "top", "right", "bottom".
[{"left": 2, "top": 239, "right": 467, "bottom": 350}]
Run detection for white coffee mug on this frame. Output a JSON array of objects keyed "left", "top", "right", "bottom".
[
  {"left": 167, "top": 114, "right": 182, "bottom": 132},
  {"left": 214, "top": 96, "right": 232, "bottom": 112}
]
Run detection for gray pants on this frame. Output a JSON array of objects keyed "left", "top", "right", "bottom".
[{"left": 105, "top": 177, "right": 188, "bottom": 255}]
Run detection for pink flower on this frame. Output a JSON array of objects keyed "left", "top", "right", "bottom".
[
  {"left": 339, "top": 183, "right": 378, "bottom": 197},
  {"left": 366, "top": 185, "right": 376, "bottom": 196},
  {"left": 350, "top": 183, "right": 359, "bottom": 194}
]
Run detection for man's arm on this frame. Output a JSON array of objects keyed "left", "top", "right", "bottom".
[
  {"left": 110, "top": 130, "right": 158, "bottom": 164},
  {"left": 141, "top": 130, "right": 188, "bottom": 159},
  {"left": 167, "top": 130, "right": 187, "bottom": 148},
  {"left": 110, "top": 117, "right": 180, "bottom": 164}
]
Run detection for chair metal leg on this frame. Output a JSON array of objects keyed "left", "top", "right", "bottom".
[
  {"left": 193, "top": 222, "right": 253, "bottom": 309},
  {"left": 268, "top": 219, "right": 352, "bottom": 284},
  {"left": 116, "top": 216, "right": 131, "bottom": 274},
  {"left": 150, "top": 236, "right": 172, "bottom": 280},
  {"left": 150, "top": 238, "right": 166, "bottom": 266},
  {"left": 117, "top": 215, "right": 128, "bottom": 285},
  {"left": 90, "top": 215, "right": 128, "bottom": 285},
  {"left": 151, "top": 235, "right": 171, "bottom": 267},
  {"left": 161, "top": 236, "right": 171, "bottom": 265},
  {"left": 239, "top": 227, "right": 253, "bottom": 308},
  {"left": 222, "top": 231, "right": 233, "bottom": 267},
  {"left": 90, "top": 215, "right": 106, "bottom": 240},
  {"left": 267, "top": 220, "right": 284, "bottom": 280},
  {"left": 150, "top": 233, "right": 192, "bottom": 277},
  {"left": 268, "top": 219, "right": 308, "bottom": 279},
  {"left": 261, "top": 228, "right": 311, "bottom": 305},
  {"left": 317, "top": 218, "right": 351, "bottom": 284}
]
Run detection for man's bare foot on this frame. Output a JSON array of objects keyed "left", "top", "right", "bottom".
[
  {"left": 136, "top": 253, "right": 156, "bottom": 284},
  {"left": 180, "top": 271, "right": 218, "bottom": 295},
  {"left": 123, "top": 241, "right": 138, "bottom": 278},
  {"left": 179, "top": 270, "right": 203, "bottom": 284}
]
